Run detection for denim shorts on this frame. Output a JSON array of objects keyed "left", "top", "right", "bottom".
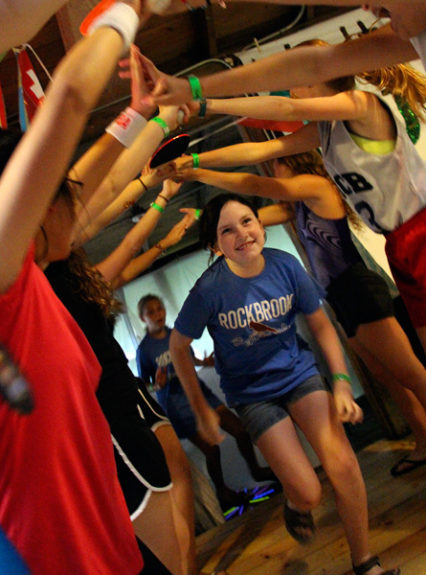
[{"left": 234, "top": 374, "right": 328, "bottom": 443}]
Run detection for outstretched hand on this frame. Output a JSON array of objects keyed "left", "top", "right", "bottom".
[
  {"left": 136, "top": 54, "right": 193, "bottom": 107},
  {"left": 119, "top": 44, "right": 155, "bottom": 117},
  {"left": 160, "top": 211, "right": 193, "bottom": 249}
]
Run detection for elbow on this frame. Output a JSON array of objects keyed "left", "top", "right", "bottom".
[{"left": 51, "top": 77, "right": 92, "bottom": 117}]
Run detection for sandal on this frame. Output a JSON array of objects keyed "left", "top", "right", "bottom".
[
  {"left": 390, "top": 455, "right": 426, "bottom": 477},
  {"left": 353, "top": 555, "right": 400, "bottom": 575},
  {"left": 283, "top": 501, "right": 315, "bottom": 544}
]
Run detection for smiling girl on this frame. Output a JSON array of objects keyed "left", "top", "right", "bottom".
[{"left": 169, "top": 193, "right": 399, "bottom": 575}]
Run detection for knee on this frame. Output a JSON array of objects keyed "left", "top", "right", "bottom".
[
  {"left": 290, "top": 483, "right": 322, "bottom": 511},
  {"left": 326, "top": 449, "right": 361, "bottom": 485}
]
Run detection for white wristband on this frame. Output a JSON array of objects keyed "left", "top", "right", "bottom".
[
  {"left": 106, "top": 107, "right": 147, "bottom": 148},
  {"left": 87, "top": 3, "right": 139, "bottom": 53}
]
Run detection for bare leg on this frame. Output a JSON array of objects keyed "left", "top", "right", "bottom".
[
  {"left": 216, "top": 404, "right": 275, "bottom": 481},
  {"left": 289, "top": 390, "right": 387, "bottom": 574},
  {"left": 155, "top": 424, "right": 198, "bottom": 575},
  {"left": 132, "top": 489, "right": 185, "bottom": 575},
  {"left": 254, "top": 415, "right": 321, "bottom": 540},
  {"left": 350, "top": 318, "right": 426, "bottom": 462},
  {"left": 190, "top": 432, "right": 245, "bottom": 510}
]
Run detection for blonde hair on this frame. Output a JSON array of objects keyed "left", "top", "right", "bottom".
[{"left": 295, "top": 38, "right": 426, "bottom": 120}]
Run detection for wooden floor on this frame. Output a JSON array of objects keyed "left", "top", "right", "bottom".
[{"left": 196, "top": 438, "right": 426, "bottom": 575}]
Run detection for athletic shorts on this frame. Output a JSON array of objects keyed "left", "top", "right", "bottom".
[
  {"left": 326, "top": 262, "right": 395, "bottom": 337},
  {"left": 111, "top": 381, "right": 172, "bottom": 520},
  {"left": 385, "top": 207, "right": 426, "bottom": 328},
  {"left": 164, "top": 379, "right": 223, "bottom": 439},
  {"left": 234, "top": 374, "right": 327, "bottom": 443}
]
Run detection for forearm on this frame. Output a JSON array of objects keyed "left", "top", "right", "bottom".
[
  {"left": 113, "top": 245, "right": 163, "bottom": 288},
  {"left": 259, "top": 203, "right": 293, "bottom": 227},
  {"left": 78, "top": 119, "right": 170, "bottom": 231},
  {"left": 0, "top": 26, "right": 126, "bottom": 292},
  {"left": 170, "top": 332, "right": 210, "bottom": 416},
  {"left": 310, "top": 312, "right": 348, "bottom": 377},
  {"left": 205, "top": 96, "right": 299, "bottom": 122},
  {"left": 199, "top": 25, "right": 416, "bottom": 97},
  {"left": 95, "top": 191, "right": 168, "bottom": 282},
  {"left": 196, "top": 141, "right": 279, "bottom": 168},
  {"left": 190, "top": 168, "right": 268, "bottom": 196}
]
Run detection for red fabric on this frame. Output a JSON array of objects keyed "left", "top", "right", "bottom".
[
  {"left": 17, "top": 50, "right": 45, "bottom": 123},
  {"left": 0, "top": 248, "right": 142, "bottom": 575},
  {"left": 385, "top": 207, "right": 426, "bottom": 328},
  {"left": 239, "top": 118, "right": 304, "bottom": 132}
]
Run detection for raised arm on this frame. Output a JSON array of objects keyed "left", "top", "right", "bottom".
[
  {"left": 0, "top": 1, "right": 140, "bottom": 293},
  {"left": 142, "top": 23, "right": 416, "bottom": 106},
  {"left": 199, "top": 90, "right": 371, "bottom": 123},
  {"left": 258, "top": 202, "right": 295, "bottom": 227},
  {"left": 170, "top": 328, "right": 225, "bottom": 445},
  {"left": 175, "top": 123, "right": 319, "bottom": 170},
  {"left": 77, "top": 104, "right": 180, "bottom": 234},
  {"left": 175, "top": 165, "right": 334, "bottom": 204},
  {"left": 95, "top": 179, "right": 182, "bottom": 283},
  {"left": 79, "top": 164, "right": 174, "bottom": 244}
]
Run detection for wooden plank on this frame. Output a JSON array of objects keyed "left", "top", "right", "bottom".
[{"left": 196, "top": 439, "right": 426, "bottom": 575}]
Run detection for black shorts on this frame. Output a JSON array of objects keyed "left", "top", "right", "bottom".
[
  {"left": 326, "top": 262, "right": 394, "bottom": 338},
  {"left": 111, "top": 380, "right": 172, "bottom": 520}
]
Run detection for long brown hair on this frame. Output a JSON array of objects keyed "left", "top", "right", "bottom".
[
  {"left": 66, "top": 248, "right": 124, "bottom": 319},
  {"left": 295, "top": 38, "right": 426, "bottom": 119}
]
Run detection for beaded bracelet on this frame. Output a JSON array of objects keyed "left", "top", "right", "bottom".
[
  {"left": 150, "top": 116, "right": 170, "bottom": 138},
  {"left": 332, "top": 373, "right": 351, "bottom": 384},
  {"left": 191, "top": 153, "right": 200, "bottom": 168},
  {"left": 188, "top": 75, "right": 203, "bottom": 101},
  {"left": 150, "top": 201, "right": 165, "bottom": 213}
]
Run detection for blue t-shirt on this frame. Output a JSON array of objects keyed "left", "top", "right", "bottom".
[
  {"left": 174, "top": 248, "right": 322, "bottom": 405},
  {"left": 136, "top": 327, "right": 178, "bottom": 409}
]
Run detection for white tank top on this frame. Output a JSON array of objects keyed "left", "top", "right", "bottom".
[
  {"left": 410, "top": 29, "right": 426, "bottom": 70},
  {"left": 317, "top": 95, "right": 426, "bottom": 233}
]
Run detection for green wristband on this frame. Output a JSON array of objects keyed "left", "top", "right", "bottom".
[
  {"left": 150, "top": 116, "right": 170, "bottom": 138},
  {"left": 150, "top": 201, "right": 165, "bottom": 213},
  {"left": 198, "top": 99, "right": 207, "bottom": 117},
  {"left": 191, "top": 153, "right": 200, "bottom": 169},
  {"left": 194, "top": 208, "right": 202, "bottom": 220},
  {"left": 188, "top": 75, "right": 203, "bottom": 101},
  {"left": 332, "top": 373, "right": 351, "bottom": 384}
]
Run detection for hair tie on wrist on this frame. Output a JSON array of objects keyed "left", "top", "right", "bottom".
[
  {"left": 188, "top": 75, "right": 203, "bottom": 101},
  {"left": 150, "top": 201, "right": 165, "bottom": 213},
  {"left": 158, "top": 193, "right": 169, "bottom": 203},
  {"left": 332, "top": 373, "right": 351, "bottom": 384},
  {"left": 138, "top": 176, "right": 148, "bottom": 192},
  {"left": 198, "top": 99, "right": 207, "bottom": 118},
  {"left": 195, "top": 208, "right": 202, "bottom": 220},
  {"left": 150, "top": 116, "right": 170, "bottom": 138},
  {"left": 191, "top": 152, "right": 200, "bottom": 169}
]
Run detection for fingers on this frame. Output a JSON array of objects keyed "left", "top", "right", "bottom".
[{"left": 337, "top": 399, "right": 363, "bottom": 424}]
